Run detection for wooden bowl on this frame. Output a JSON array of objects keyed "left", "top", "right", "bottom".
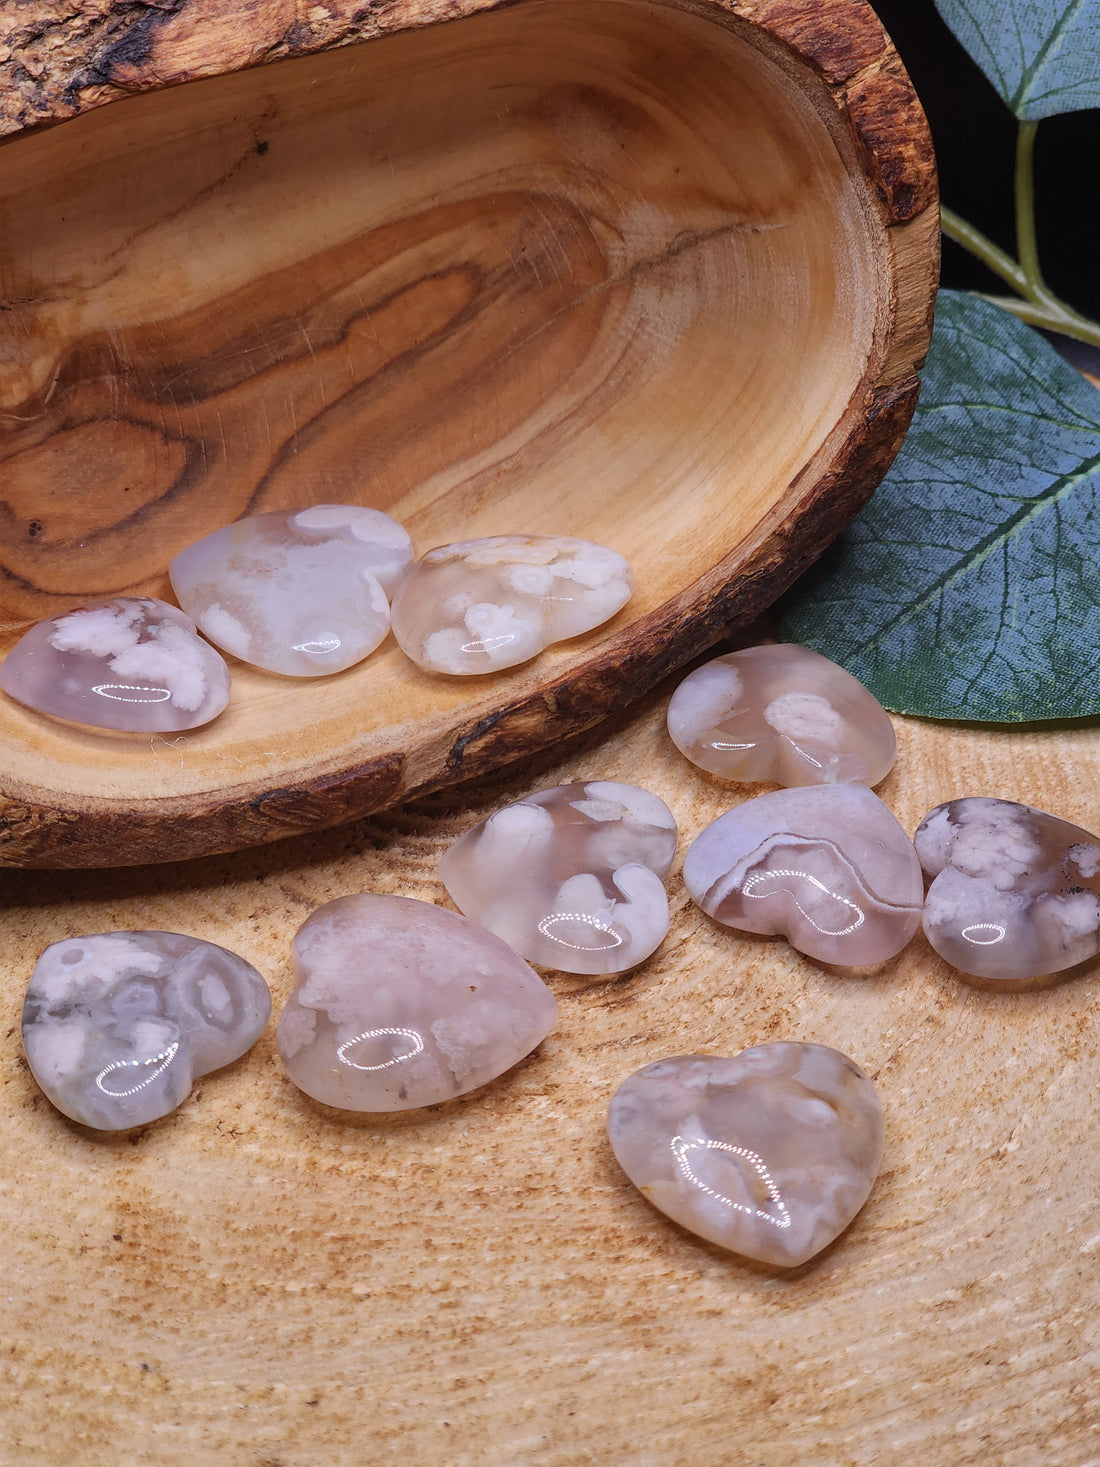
[{"left": 0, "top": 0, "right": 938, "bottom": 867}]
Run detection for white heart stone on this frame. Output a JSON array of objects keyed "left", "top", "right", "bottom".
[
  {"left": 607, "top": 1044, "right": 885, "bottom": 1266},
  {"left": 916, "top": 796, "right": 1100, "bottom": 980},
  {"left": 667, "top": 643, "right": 896, "bottom": 787},
  {"left": 276, "top": 893, "right": 558, "bottom": 1110},
  {"left": 22, "top": 931, "right": 271, "bottom": 1130},
  {"left": 169, "top": 504, "right": 413, "bottom": 676},
  {"left": 0, "top": 597, "right": 231, "bottom": 732},
  {"left": 440, "top": 780, "right": 678, "bottom": 975},
  {"left": 683, "top": 784, "right": 923, "bottom": 965},
  {"left": 389, "top": 534, "right": 633, "bottom": 674}
]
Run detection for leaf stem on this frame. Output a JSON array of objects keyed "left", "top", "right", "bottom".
[
  {"left": 1014, "top": 119, "right": 1044, "bottom": 294},
  {"left": 940, "top": 207, "right": 1027, "bottom": 294},
  {"left": 974, "top": 294, "right": 1100, "bottom": 350},
  {"left": 942, "top": 122, "right": 1100, "bottom": 353}
]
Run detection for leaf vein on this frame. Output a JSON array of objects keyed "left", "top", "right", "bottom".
[
  {"left": 856, "top": 449, "right": 1100, "bottom": 657},
  {"left": 1012, "top": 0, "right": 1087, "bottom": 113}
]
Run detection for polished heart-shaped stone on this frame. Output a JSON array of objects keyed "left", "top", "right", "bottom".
[
  {"left": 0, "top": 597, "right": 231, "bottom": 733},
  {"left": 23, "top": 931, "right": 271, "bottom": 1131},
  {"left": 169, "top": 504, "right": 414, "bottom": 676},
  {"left": 683, "top": 784, "right": 923, "bottom": 965},
  {"left": 277, "top": 893, "right": 558, "bottom": 1110},
  {"left": 916, "top": 796, "right": 1100, "bottom": 981},
  {"left": 390, "top": 534, "right": 633, "bottom": 674},
  {"left": 440, "top": 780, "right": 677, "bottom": 975},
  {"left": 607, "top": 1044, "right": 885, "bottom": 1266},
  {"left": 667, "top": 643, "right": 895, "bottom": 787}
]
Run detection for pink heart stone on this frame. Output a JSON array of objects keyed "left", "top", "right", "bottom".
[
  {"left": 390, "top": 534, "right": 633, "bottom": 674},
  {"left": 916, "top": 796, "right": 1100, "bottom": 980},
  {"left": 440, "top": 780, "right": 677, "bottom": 974},
  {"left": 277, "top": 893, "right": 558, "bottom": 1111},
  {"left": 667, "top": 643, "right": 896, "bottom": 787},
  {"left": 608, "top": 1044, "right": 885, "bottom": 1266},
  {"left": 0, "top": 597, "right": 231, "bottom": 732},
  {"left": 23, "top": 931, "right": 271, "bottom": 1131},
  {"left": 169, "top": 504, "right": 413, "bottom": 676},
  {"left": 683, "top": 784, "right": 923, "bottom": 965}
]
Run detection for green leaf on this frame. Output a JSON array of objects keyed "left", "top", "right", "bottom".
[
  {"left": 934, "top": 0, "right": 1100, "bottom": 119},
  {"left": 777, "top": 290, "right": 1100, "bottom": 723}
]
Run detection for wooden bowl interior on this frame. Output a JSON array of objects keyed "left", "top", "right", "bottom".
[{"left": 0, "top": 0, "right": 885, "bottom": 812}]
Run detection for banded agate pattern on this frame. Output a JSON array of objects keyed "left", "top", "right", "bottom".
[{"left": 683, "top": 785, "right": 923, "bottom": 965}]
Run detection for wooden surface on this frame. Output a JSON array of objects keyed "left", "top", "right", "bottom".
[
  {"left": 2, "top": 675, "right": 1097, "bottom": 1465},
  {"left": 0, "top": 0, "right": 938, "bottom": 867}
]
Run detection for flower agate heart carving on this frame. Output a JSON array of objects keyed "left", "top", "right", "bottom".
[
  {"left": 277, "top": 893, "right": 557, "bottom": 1110},
  {"left": 683, "top": 784, "right": 923, "bottom": 965},
  {"left": 440, "top": 781, "right": 678, "bottom": 974},
  {"left": 169, "top": 504, "right": 413, "bottom": 676},
  {"left": 390, "top": 534, "right": 633, "bottom": 674},
  {"left": 608, "top": 1044, "right": 885, "bottom": 1266},
  {"left": 667, "top": 643, "right": 895, "bottom": 787},
  {"left": 22, "top": 932, "right": 271, "bottom": 1130},
  {"left": 1, "top": 597, "right": 231, "bottom": 732},
  {"left": 916, "top": 796, "right": 1100, "bottom": 980}
]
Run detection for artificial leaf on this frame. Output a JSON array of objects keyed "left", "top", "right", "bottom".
[
  {"left": 934, "top": 0, "right": 1100, "bottom": 120},
  {"left": 777, "top": 290, "right": 1100, "bottom": 723}
]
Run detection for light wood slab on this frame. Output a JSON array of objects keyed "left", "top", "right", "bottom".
[
  {"left": 1, "top": 684, "right": 1095, "bottom": 1464},
  {"left": 0, "top": 0, "right": 937, "bottom": 866}
]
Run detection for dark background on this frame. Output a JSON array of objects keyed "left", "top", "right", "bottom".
[{"left": 871, "top": 0, "right": 1100, "bottom": 327}]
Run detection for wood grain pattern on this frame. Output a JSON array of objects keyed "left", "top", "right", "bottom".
[
  {"left": 0, "top": 0, "right": 938, "bottom": 866},
  {"left": 1, "top": 684, "right": 1096, "bottom": 1464}
]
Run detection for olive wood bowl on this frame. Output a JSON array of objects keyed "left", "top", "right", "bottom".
[{"left": 0, "top": 0, "right": 938, "bottom": 867}]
